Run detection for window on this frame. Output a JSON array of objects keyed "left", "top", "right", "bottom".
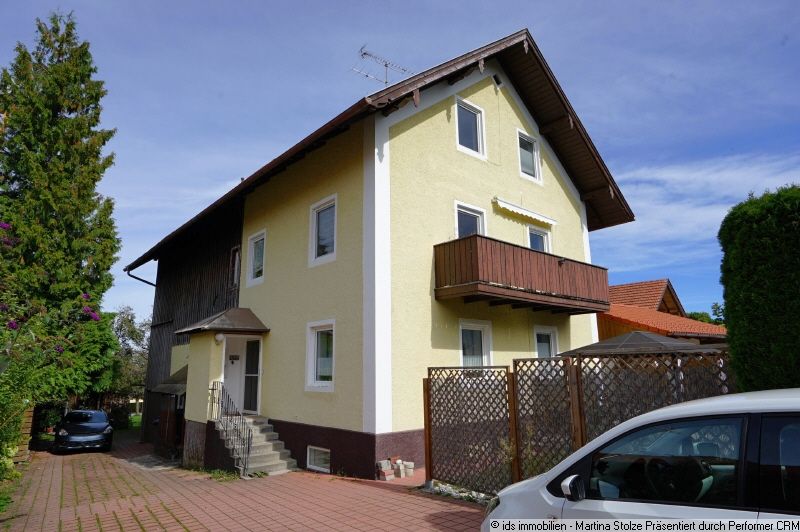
[
  {"left": 588, "top": 416, "right": 744, "bottom": 506},
  {"left": 246, "top": 231, "right": 265, "bottom": 287},
  {"left": 459, "top": 319, "right": 492, "bottom": 367},
  {"left": 534, "top": 326, "right": 558, "bottom": 358},
  {"left": 309, "top": 195, "right": 336, "bottom": 267},
  {"left": 455, "top": 203, "right": 485, "bottom": 239},
  {"left": 229, "top": 245, "right": 241, "bottom": 289},
  {"left": 518, "top": 130, "right": 541, "bottom": 181},
  {"left": 528, "top": 227, "right": 550, "bottom": 253},
  {"left": 307, "top": 446, "right": 331, "bottom": 473},
  {"left": 306, "top": 320, "right": 334, "bottom": 391},
  {"left": 760, "top": 416, "right": 800, "bottom": 513},
  {"left": 456, "top": 98, "right": 485, "bottom": 157}
]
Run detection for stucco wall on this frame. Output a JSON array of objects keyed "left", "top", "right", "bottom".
[
  {"left": 184, "top": 332, "right": 224, "bottom": 424},
  {"left": 237, "top": 125, "right": 364, "bottom": 432},
  {"left": 387, "top": 68, "right": 596, "bottom": 432},
  {"left": 170, "top": 344, "right": 190, "bottom": 375}
]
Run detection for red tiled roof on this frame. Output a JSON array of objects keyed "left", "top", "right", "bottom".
[
  {"left": 609, "top": 280, "right": 670, "bottom": 309},
  {"left": 602, "top": 304, "right": 727, "bottom": 339}
]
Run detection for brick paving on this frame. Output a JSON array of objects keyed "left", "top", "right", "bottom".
[{"left": 1, "top": 431, "right": 483, "bottom": 531}]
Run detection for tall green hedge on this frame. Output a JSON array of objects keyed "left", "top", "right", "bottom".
[{"left": 718, "top": 186, "right": 800, "bottom": 391}]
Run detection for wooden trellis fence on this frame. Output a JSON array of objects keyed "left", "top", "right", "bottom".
[{"left": 423, "top": 352, "right": 734, "bottom": 495}]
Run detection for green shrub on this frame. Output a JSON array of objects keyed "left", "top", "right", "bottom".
[
  {"left": 108, "top": 406, "right": 130, "bottom": 429},
  {"left": 718, "top": 186, "right": 800, "bottom": 391}
]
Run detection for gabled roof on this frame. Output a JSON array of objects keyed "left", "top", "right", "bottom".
[
  {"left": 174, "top": 308, "right": 269, "bottom": 335},
  {"left": 125, "top": 29, "right": 634, "bottom": 272},
  {"left": 609, "top": 279, "right": 685, "bottom": 316},
  {"left": 602, "top": 304, "right": 727, "bottom": 339},
  {"left": 561, "top": 331, "right": 720, "bottom": 356}
]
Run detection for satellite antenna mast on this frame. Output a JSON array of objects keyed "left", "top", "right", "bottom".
[{"left": 351, "top": 45, "right": 413, "bottom": 86}]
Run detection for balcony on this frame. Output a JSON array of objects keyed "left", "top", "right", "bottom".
[{"left": 433, "top": 234, "right": 609, "bottom": 313}]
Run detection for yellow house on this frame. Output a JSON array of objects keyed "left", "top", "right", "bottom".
[{"left": 125, "top": 29, "right": 634, "bottom": 478}]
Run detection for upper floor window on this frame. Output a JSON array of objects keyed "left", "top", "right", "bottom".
[
  {"left": 518, "top": 130, "right": 541, "bottom": 182},
  {"left": 246, "top": 230, "right": 265, "bottom": 287},
  {"left": 456, "top": 98, "right": 485, "bottom": 157},
  {"left": 229, "top": 245, "right": 241, "bottom": 290},
  {"left": 529, "top": 227, "right": 550, "bottom": 253},
  {"left": 309, "top": 194, "right": 336, "bottom": 267},
  {"left": 455, "top": 202, "right": 485, "bottom": 239}
]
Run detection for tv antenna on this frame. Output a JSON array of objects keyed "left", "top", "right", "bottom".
[{"left": 351, "top": 45, "right": 413, "bottom": 86}]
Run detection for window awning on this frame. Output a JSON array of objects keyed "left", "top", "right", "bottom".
[{"left": 493, "top": 197, "right": 557, "bottom": 226}]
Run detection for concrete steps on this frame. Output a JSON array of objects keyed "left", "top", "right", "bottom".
[{"left": 215, "top": 415, "right": 297, "bottom": 477}]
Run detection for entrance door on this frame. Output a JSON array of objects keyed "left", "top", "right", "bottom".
[{"left": 242, "top": 340, "right": 260, "bottom": 413}]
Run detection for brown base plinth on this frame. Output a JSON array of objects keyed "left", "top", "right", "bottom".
[
  {"left": 269, "top": 418, "right": 424, "bottom": 479},
  {"left": 204, "top": 421, "right": 236, "bottom": 472},
  {"left": 182, "top": 420, "right": 206, "bottom": 468}
]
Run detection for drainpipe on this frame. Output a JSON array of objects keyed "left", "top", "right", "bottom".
[{"left": 125, "top": 265, "right": 156, "bottom": 443}]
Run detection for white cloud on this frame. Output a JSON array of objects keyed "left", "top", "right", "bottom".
[{"left": 591, "top": 152, "right": 800, "bottom": 273}]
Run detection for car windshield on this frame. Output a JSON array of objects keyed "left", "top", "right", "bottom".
[{"left": 64, "top": 411, "right": 107, "bottom": 423}]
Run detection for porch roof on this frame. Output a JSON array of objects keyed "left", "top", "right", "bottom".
[
  {"left": 152, "top": 364, "right": 188, "bottom": 395},
  {"left": 174, "top": 307, "right": 270, "bottom": 335}
]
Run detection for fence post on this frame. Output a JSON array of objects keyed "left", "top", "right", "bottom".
[
  {"left": 507, "top": 371, "right": 522, "bottom": 483},
  {"left": 423, "top": 377, "right": 433, "bottom": 487},
  {"left": 567, "top": 357, "right": 586, "bottom": 450}
]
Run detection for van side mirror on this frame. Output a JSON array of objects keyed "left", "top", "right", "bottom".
[{"left": 561, "top": 474, "right": 585, "bottom": 502}]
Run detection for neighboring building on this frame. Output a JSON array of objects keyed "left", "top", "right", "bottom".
[
  {"left": 599, "top": 279, "right": 727, "bottom": 345},
  {"left": 126, "top": 29, "right": 634, "bottom": 477}
]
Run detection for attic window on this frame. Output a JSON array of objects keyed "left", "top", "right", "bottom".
[
  {"left": 456, "top": 98, "right": 485, "bottom": 158},
  {"left": 518, "top": 130, "right": 541, "bottom": 181}
]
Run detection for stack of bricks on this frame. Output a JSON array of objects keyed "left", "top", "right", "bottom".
[{"left": 376, "top": 459, "right": 394, "bottom": 481}]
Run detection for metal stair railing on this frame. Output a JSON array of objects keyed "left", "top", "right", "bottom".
[{"left": 209, "top": 381, "right": 253, "bottom": 477}]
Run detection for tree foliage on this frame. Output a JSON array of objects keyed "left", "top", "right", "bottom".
[
  {"left": 718, "top": 186, "right": 800, "bottom": 391},
  {"left": 110, "top": 306, "right": 149, "bottom": 395},
  {"left": 0, "top": 13, "right": 119, "bottom": 478}
]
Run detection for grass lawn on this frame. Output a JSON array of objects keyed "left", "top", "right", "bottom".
[{"left": 129, "top": 414, "right": 142, "bottom": 429}]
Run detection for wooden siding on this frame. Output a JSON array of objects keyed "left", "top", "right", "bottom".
[
  {"left": 143, "top": 200, "right": 243, "bottom": 442},
  {"left": 434, "top": 235, "right": 609, "bottom": 313}
]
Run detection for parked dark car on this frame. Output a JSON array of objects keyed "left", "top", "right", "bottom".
[{"left": 53, "top": 410, "right": 113, "bottom": 452}]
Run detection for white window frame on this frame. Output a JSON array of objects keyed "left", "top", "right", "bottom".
[
  {"left": 455, "top": 97, "right": 487, "bottom": 160},
  {"left": 308, "top": 194, "right": 337, "bottom": 268},
  {"left": 454, "top": 201, "right": 487, "bottom": 239},
  {"left": 306, "top": 445, "right": 331, "bottom": 473},
  {"left": 458, "top": 319, "right": 493, "bottom": 366},
  {"left": 533, "top": 325, "right": 559, "bottom": 358},
  {"left": 245, "top": 229, "right": 266, "bottom": 287},
  {"left": 517, "top": 128, "right": 542, "bottom": 184},
  {"left": 527, "top": 226, "right": 551, "bottom": 253},
  {"left": 305, "top": 319, "right": 335, "bottom": 392}
]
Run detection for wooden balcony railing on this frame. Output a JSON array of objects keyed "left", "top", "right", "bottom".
[{"left": 433, "top": 235, "right": 609, "bottom": 313}]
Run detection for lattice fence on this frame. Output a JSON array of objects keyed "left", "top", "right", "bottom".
[
  {"left": 513, "top": 358, "right": 574, "bottom": 479},
  {"left": 426, "top": 367, "right": 512, "bottom": 494},
  {"left": 424, "top": 353, "right": 735, "bottom": 495}
]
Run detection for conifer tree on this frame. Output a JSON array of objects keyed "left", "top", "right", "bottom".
[{"left": 0, "top": 13, "right": 120, "bottom": 475}]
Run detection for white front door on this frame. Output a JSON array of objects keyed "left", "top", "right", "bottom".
[{"left": 223, "top": 337, "right": 261, "bottom": 414}]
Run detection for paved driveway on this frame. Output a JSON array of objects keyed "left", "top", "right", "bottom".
[{"left": 1, "top": 431, "right": 483, "bottom": 531}]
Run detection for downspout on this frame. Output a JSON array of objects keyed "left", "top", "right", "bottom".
[{"left": 125, "top": 264, "right": 156, "bottom": 443}]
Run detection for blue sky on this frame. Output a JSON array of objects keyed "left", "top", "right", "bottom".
[{"left": 2, "top": 1, "right": 798, "bottom": 320}]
